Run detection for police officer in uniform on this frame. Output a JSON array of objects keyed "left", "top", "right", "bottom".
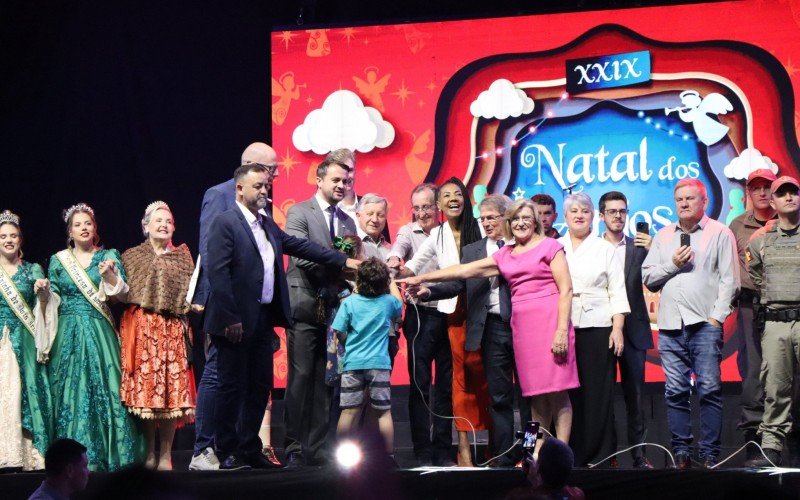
[
  {"left": 729, "top": 168, "right": 777, "bottom": 459},
  {"left": 744, "top": 175, "right": 800, "bottom": 467}
]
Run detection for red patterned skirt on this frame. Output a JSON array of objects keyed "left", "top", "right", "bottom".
[{"left": 119, "top": 305, "right": 195, "bottom": 420}]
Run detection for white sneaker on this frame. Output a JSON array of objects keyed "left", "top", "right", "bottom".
[{"left": 189, "top": 447, "right": 220, "bottom": 470}]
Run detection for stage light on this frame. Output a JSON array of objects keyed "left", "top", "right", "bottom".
[
  {"left": 682, "top": 134, "right": 689, "bottom": 140},
  {"left": 637, "top": 111, "right": 645, "bottom": 118},
  {"left": 482, "top": 152, "right": 490, "bottom": 159},
  {"left": 528, "top": 125, "right": 537, "bottom": 133},
  {"left": 668, "top": 129, "right": 675, "bottom": 136},
  {"left": 645, "top": 117, "right": 652, "bottom": 124},
  {"left": 511, "top": 139, "right": 518, "bottom": 146},
  {"left": 495, "top": 147, "right": 503, "bottom": 156},
  {"left": 335, "top": 441, "right": 362, "bottom": 470},
  {"left": 547, "top": 111, "right": 554, "bottom": 117},
  {"left": 561, "top": 92, "right": 569, "bottom": 100},
  {"left": 654, "top": 123, "right": 661, "bottom": 130}
]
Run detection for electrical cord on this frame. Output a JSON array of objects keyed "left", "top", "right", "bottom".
[
  {"left": 710, "top": 441, "right": 778, "bottom": 469},
  {"left": 409, "top": 292, "right": 784, "bottom": 472},
  {"left": 587, "top": 440, "right": 787, "bottom": 470},
  {"left": 408, "top": 299, "right": 479, "bottom": 465},
  {"left": 587, "top": 443, "right": 676, "bottom": 468}
]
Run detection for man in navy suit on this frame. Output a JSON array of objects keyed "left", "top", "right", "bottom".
[
  {"left": 204, "top": 163, "right": 358, "bottom": 470},
  {"left": 407, "top": 195, "right": 530, "bottom": 467},
  {"left": 189, "top": 142, "right": 277, "bottom": 470},
  {"left": 599, "top": 191, "right": 655, "bottom": 469}
]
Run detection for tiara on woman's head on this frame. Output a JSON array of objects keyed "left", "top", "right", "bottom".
[
  {"left": 0, "top": 210, "right": 20, "bottom": 226},
  {"left": 63, "top": 203, "right": 94, "bottom": 223},
  {"left": 145, "top": 200, "right": 171, "bottom": 215}
]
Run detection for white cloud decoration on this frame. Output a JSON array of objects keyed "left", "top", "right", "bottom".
[
  {"left": 470, "top": 79, "right": 535, "bottom": 120},
  {"left": 292, "top": 90, "right": 395, "bottom": 154},
  {"left": 723, "top": 147, "right": 779, "bottom": 180}
]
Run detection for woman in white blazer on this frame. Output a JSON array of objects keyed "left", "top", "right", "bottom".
[{"left": 558, "top": 192, "right": 630, "bottom": 467}]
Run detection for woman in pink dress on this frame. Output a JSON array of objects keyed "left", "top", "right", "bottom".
[{"left": 403, "top": 199, "right": 577, "bottom": 453}]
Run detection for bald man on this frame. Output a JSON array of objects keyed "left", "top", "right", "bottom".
[{"left": 190, "top": 142, "right": 279, "bottom": 470}]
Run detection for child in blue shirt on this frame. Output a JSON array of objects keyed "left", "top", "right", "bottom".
[{"left": 332, "top": 257, "right": 403, "bottom": 456}]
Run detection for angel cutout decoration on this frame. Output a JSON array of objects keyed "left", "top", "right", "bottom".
[
  {"left": 353, "top": 67, "right": 391, "bottom": 112},
  {"left": 272, "top": 72, "right": 305, "bottom": 126},
  {"left": 665, "top": 90, "right": 733, "bottom": 146},
  {"left": 404, "top": 129, "right": 431, "bottom": 184}
]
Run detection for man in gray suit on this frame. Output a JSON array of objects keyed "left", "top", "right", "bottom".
[
  {"left": 599, "top": 191, "right": 655, "bottom": 469},
  {"left": 407, "top": 195, "right": 529, "bottom": 467},
  {"left": 283, "top": 158, "right": 358, "bottom": 467}
]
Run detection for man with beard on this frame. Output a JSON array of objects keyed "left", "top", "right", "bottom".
[
  {"left": 284, "top": 158, "right": 358, "bottom": 467},
  {"left": 205, "top": 163, "right": 358, "bottom": 470}
]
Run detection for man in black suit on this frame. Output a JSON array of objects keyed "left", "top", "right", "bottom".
[
  {"left": 204, "top": 163, "right": 358, "bottom": 470},
  {"left": 407, "top": 194, "right": 530, "bottom": 467},
  {"left": 283, "top": 158, "right": 358, "bottom": 466},
  {"left": 599, "top": 191, "right": 654, "bottom": 469}
]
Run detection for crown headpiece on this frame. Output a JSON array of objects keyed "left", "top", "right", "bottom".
[
  {"left": 0, "top": 210, "right": 20, "bottom": 226},
  {"left": 63, "top": 203, "right": 94, "bottom": 223},
  {"left": 144, "top": 201, "right": 171, "bottom": 216}
]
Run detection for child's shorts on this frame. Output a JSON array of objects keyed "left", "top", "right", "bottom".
[{"left": 340, "top": 369, "right": 391, "bottom": 411}]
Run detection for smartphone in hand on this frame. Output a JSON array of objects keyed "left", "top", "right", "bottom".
[
  {"left": 680, "top": 232, "right": 691, "bottom": 247},
  {"left": 636, "top": 221, "right": 649, "bottom": 234}
]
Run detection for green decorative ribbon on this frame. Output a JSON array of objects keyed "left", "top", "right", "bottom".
[{"left": 333, "top": 236, "right": 354, "bottom": 254}]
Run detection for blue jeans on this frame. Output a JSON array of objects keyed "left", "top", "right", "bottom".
[
  {"left": 193, "top": 339, "right": 218, "bottom": 455},
  {"left": 658, "top": 321, "right": 723, "bottom": 458}
]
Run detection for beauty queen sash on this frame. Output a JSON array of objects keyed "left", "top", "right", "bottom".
[
  {"left": 0, "top": 265, "right": 36, "bottom": 338},
  {"left": 55, "top": 249, "right": 115, "bottom": 328}
]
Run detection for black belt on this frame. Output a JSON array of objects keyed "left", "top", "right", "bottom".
[
  {"left": 765, "top": 308, "right": 800, "bottom": 322},
  {"left": 486, "top": 313, "right": 510, "bottom": 324}
]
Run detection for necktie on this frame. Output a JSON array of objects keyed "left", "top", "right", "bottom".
[
  {"left": 495, "top": 239, "right": 511, "bottom": 321},
  {"left": 326, "top": 206, "right": 336, "bottom": 240}
]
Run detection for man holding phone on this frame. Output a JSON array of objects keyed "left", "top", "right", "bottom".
[
  {"left": 599, "top": 191, "right": 654, "bottom": 469},
  {"left": 642, "top": 179, "right": 740, "bottom": 468}
]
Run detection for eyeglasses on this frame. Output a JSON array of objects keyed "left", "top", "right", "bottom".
[
  {"left": 248, "top": 162, "right": 280, "bottom": 177},
  {"left": 511, "top": 216, "right": 535, "bottom": 224},
  {"left": 411, "top": 204, "right": 435, "bottom": 213},
  {"left": 603, "top": 209, "right": 628, "bottom": 216},
  {"left": 478, "top": 215, "right": 502, "bottom": 223}
]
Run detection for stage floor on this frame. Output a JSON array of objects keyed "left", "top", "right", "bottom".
[{"left": 4, "top": 466, "right": 800, "bottom": 500}]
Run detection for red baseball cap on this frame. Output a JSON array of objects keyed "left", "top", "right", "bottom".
[
  {"left": 746, "top": 168, "right": 778, "bottom": 185},
  {"left": 771, "top": 175, "right": 800, "bottom": 192}
]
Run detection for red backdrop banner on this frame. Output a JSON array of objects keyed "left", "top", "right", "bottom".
[{"left": 271, "top": 0, "right": 800, "bottom": 386}]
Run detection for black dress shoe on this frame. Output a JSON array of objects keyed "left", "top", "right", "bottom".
[
  {"left": 632, "top": 457, "right": 654, "bottom": 469},
  {"left": 246, "top": 452, "right": 283, "bottom": 469},
  {"left": 285, "top": 452, "right": 306, "bottom": 468},
  {"left": 220, "top": 455, "right": 252, "bottom": 471},
  {"left": 700, "top": 455, "right": 718, "bottom": 469},
  {"left": 745, "top": 448, "right": 781, "bottom": 468},
  {"left": 672, "top": 452, "right": 691, "bottom": 470}
]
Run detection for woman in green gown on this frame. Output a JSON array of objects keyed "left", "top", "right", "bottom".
[
  {"left": 47, "top": 203, "right": 142, "bottom": 471},
  {"left": 0, "top": 210, "right": 56, "bottom": 470}
]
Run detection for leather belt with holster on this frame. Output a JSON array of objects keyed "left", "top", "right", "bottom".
[{"left": 765, "top": 308, "right": 800, "bottom": 322}]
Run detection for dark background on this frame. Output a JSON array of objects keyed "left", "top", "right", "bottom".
[{"left": 1, "top": 0, "right": 712, "bottom": 267}]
